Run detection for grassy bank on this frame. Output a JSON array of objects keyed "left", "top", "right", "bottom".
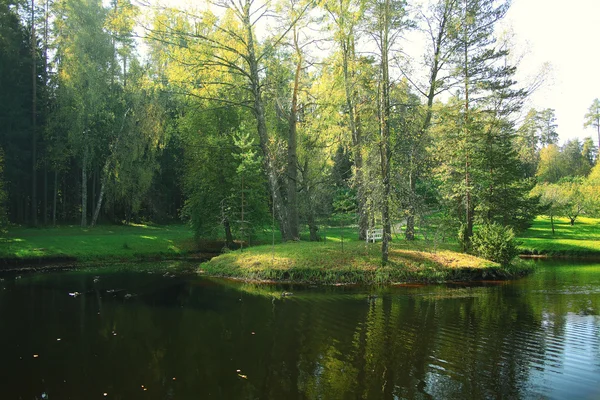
[
  {"left": 201, "top": 240, "right": 531, "bottom": 285},
  {"left": 0, "top": 224, "right": 200, "bottom": 263},
  {"left": 518, "top": 216, "right": 600, "bottom": 257}
]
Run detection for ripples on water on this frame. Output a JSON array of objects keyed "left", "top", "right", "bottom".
[{"left": 0, "top": 261, "right": 599, "bottom": 399}]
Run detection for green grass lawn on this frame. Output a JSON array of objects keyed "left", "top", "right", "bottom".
[
  {"left": 0, "top": 224, "right": 197, "bottom": 261},
  {"left": 518, "top": 216, "right": 600, "bottom": 255}
]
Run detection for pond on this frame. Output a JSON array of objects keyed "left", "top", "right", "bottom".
[{"left": 0, "top": 260, "right": 599, "bottom": 399}]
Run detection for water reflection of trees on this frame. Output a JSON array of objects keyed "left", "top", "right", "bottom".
[{"left": 2, "top": 266, "right": 600, "bottom": 399}]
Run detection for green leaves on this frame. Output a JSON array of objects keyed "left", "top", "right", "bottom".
[{"left": 471, "top": 223, "right": 519, "bottom": 267}]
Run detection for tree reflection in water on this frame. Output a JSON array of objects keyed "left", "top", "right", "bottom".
[{"left": 0, "top": 261, "right": 599, "bottom": 399}]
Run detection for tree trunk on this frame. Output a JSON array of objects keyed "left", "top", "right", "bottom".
[
  {"left": 550, "top": 214, "right": 555, "bottom": 235},
  {"left": 92, "top": 166, "right": 96, "bottom": 216},
  {"left": 43, "top": 161, "right": 48, "bottom": 225},
  {"left": 62, "top": 174, "right": 66, "bottom": 222},
  {"left": 287, "top": 30, "right": 301, "bottom": 240},
  {"left": 52, "top": 170, "right": 57, "bottom": 226},
  {"left": 90, "top": 180, "right": 105, "bottom": 227},
  {"left": 380, "top": 0, "right": 392, "bottom": 265},
  {"left": 223, "top": 217, "right": 234, "bottom": 249},
  {"left": 570, "top": 217, "right": 575, "bottom": 226},
  {"left": 463, "top": 1, "right": 473, "bottom": 245},
  {"left": 244, "top": 6, "right": 291, "bottom": 241},
  {"left": 341, "top": 34, "right": 367, "bottom": 241},
  {"left": 306, "top": 184, "right": 319, "bottom": 242},
  {"left": 405, "top": 171, "right": 415, "bottom": 240},
  {"left": 406, "top": 3, "right": 450, "bottom": 240},
  {"left": 81, "top": 150, "right": 88, "bottom": 228},
  {"left": 31, "top": 0, "right": 37, "bottom": 227}
]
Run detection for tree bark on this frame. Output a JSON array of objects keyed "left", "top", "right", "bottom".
[
  {"left": 463, "top": 0, "right": 473, "bottom": 245},
  {"left": 92, "top": 165, "right": 96, "bottom": 216},
  {"left": 287, "top": 28, "right": 301, "bottom": 240},
  {"left": 81, "top": 149, "right": 88, "bottom": 228},
  {"left": 90, "top": 180, "right": 105, "bottom": 227},
  {"left": 405, "top": 173, "right": 415, "bottom": 240},
  {"left": 380, "top": 0, "right": 392, "bottom": 265},
  {"left": 341, "top": 35, "right": 368, "bottom": 241},
  {"left": 550, "top": 214, "right": 555, "bottom": 235},
  {"left": 52, "top": 170, "right": 57, "bottom": 226},
  {"left": 43, "top": 161, "right": 48, "bottom": 225}
]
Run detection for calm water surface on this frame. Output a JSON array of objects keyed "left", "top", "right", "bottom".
[{"left": 0, "top": 260, "right": 599, "bottom": 399}]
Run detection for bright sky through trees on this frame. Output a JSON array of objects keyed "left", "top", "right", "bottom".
[{"left": 149, "top": 0, "right": 599, "bottom": 146}]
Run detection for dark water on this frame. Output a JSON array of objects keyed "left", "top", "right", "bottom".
[{"left": 1, "top": 261, "right": 599, "bottom": 400}]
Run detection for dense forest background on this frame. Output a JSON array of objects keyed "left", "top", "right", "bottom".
[{"left": 1, "top": 0, "right": 599, "bottom": 258}]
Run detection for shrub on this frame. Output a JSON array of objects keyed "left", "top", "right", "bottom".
[{"left": 471, "top": 223, "right": 520, "bottom": 267}]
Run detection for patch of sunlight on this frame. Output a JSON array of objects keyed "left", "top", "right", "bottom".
[
  {"left": 8, "top": 238, "right": 25, "bottom": 243},
  {"left": 129, "top": 222, "right": 149, "bottom": 228},
  {"left": 140, "top": 235, "right": 158, "bottom": 240},
  {"left": 239, "top": 254, "right": 294, "bottom": 269},
  {"left": 15, "top": 248, "right": 46, "bottom": 257},
  {"left": 168, "top": 244, "right": 180, "bottom": 252}
]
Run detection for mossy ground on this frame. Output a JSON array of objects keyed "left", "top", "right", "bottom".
[{"left": 518, "top": 216, "right": 600, "bottom": 256}]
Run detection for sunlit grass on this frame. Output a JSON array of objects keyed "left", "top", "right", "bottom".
[
  {"left": 201, "top": 240, "right": 527, "bottom": 284},
  {"left": 518, "top": 216, "right": 600, "bottom": 255},
  {"left": 0, "top": 224, "right": 196, "bottom": 261}
]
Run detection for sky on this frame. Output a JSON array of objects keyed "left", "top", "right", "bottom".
[{"left": 505, "top": 0, "right": 600, "bottom": 145}]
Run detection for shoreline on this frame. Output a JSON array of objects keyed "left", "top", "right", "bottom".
[{"left": 1, "top": 238, "right": 597, "bottom": 284}]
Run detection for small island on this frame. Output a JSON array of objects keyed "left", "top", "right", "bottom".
[{"left": 200, "top": 240, "right": 529, "bottom": 285}]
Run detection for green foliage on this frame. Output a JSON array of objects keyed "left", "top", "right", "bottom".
[
  {"left": 471, "top": 223, "right": 519, "bottom": 267},
  {"left": 181, "top": 113, "right": 270, "bottom": 241},
  {"left": 536, "top": 139, "right": 595, "bottom": 183},
  {"left": 0, "top": 0, "right": 41, "bottom": 223}
]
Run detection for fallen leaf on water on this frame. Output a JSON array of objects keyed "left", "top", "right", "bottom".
[
  {"left": 33, "top": 354, "right": 39, "bottom": 358},
  {"left": 236, "top": 369, "right": 241, "bottom": 373},
  {"left": 237, "top": 374, "right": 248, "bottom": 379}
]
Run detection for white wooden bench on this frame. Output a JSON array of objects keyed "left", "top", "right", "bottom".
[{"left": 366, "top": 228, "right": 383, "bottom": 243}]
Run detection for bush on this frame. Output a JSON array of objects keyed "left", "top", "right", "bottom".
[{"left": 471, "top": 223, "right": 520, "bottom": 267}]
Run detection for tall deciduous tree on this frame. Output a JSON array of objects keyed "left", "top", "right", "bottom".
[
  {"left": 366, "top": 0, "right": 409, "bottom": 263},
  {"left": 403, "top": 0, "right": 458, "bottom": 240},
  {"left": 147, "top": 0, "right": 310, "bottom": 241},
  {"left": 324, "top": 0, "right": 369, "bottom": 241},
  {"left": 52, "top": 0, "right": 114, "bottom": 227}
]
